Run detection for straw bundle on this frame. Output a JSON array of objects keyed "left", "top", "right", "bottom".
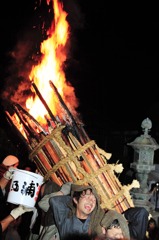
[{"left": 29, "top": 125, "right": 135, "bottom": 213}]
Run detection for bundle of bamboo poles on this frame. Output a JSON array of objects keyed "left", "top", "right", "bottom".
[
  {"left": 29, "top": 123, "right": 136, "bottom": 213},
  {"left": 6, "top": 81, "right": 137, "bottom": 213}
]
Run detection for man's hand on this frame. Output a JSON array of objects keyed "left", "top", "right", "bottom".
[
  {"left": 60, "top": 182, "right": 72, "bottom": 195},
  {"left": 10, "top": 205, "right": 34, "bottom": 219},
  {"left": 3, "top": 167, "right": 16, "bottom": 180},
  {"left": 38, "top": 182, "right": 72, "bottom": 212}
]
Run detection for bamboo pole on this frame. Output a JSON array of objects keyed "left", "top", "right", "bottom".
[
  {"left": 8, "top": 82, "right": 134, "bottom": 213},
  {"left": 32, "top": 82, "right": 57, "bottom": 124},
  {"left": 68, "top": 133, "right": 112, "bottom": 199}
]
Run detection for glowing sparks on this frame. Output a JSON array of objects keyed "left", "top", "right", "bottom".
[{"left": 28, "top": 0, "right": 78, "bottom": 126}]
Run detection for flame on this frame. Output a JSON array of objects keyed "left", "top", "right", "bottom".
[
  {"left": 27, "top": 0, "right": 78, "bottom": 127},
  {"left": 6, "top": 111, "right": 27, "bottom": 140}
]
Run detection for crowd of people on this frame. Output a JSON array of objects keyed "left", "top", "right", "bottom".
[{"left": 0, "top": 154, "right": 158, "bottom": 240}]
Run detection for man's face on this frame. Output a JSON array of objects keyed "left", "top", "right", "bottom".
[
  {"left": 102, "top": 226, "right": 124, "bottom": 240},
  {"left": 73, "top": 189, "right": 96, "bottom": 219}
]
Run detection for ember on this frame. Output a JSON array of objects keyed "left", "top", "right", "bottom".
[{"left": 3, "top": 0, "right": 138, "bottom": 213}]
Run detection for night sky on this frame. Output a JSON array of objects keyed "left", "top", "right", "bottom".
[{"left": 1, "top": 1, "right": 159, "bottom": 154}]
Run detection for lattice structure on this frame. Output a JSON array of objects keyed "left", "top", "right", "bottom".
[
  {"left": 6, "top": 83, "right": 138, "bottom": 213},
  {"left": 29, "top": 125, "right": 136, "bottom": 213}
]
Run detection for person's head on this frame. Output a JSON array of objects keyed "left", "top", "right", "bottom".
[
  {"left": 2, "top": 155, "right": 19, "bottom": 169},
  {"left": 71, "top": 184, "right": 97, "bottom": 219},
  {"left": 22, "top": 161, "right": 36, "bottom": 172},
  {"left": 148, "top": 218, "right": 157, "bottom": 230},
  {"left": 24, "top": 166, "right": 32, "bottom": 171},
  {"left": 100, "top": 210, "right": 130, "bottom": 240},
  {"left": 101, "top": 219, "right": 124, "bottom": 239}
]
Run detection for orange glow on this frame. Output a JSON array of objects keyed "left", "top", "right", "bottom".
[
  {"left": 6, "top": 111, "right": 27, "bottom": 140},
  {"left": 27, "top": 0, "right": 78, "bottom": 128}
]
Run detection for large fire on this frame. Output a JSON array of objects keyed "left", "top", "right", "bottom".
[
  {"left": 2, "top": 0, "right": 136, "bottom": 213},
  {"left": 7, "top": 0, "right": 79, "bottom": 139}
]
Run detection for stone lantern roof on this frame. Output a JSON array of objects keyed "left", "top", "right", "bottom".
[{"left": 128, "top": 118, "right": 159, "bottom": 151}]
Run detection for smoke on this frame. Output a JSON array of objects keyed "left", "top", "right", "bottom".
[
  {"left": 1, "top": 33, "right": 40, "bottom": 111},
  {"left": 1, "top": 0, "right": 85, "bottom": 115},
  {"left": 62, "top": 0, "right": 85, "bottom": 30}
]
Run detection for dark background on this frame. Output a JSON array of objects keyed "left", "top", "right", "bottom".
[{"left": 0, "top": 1, "right": 159, "bottom": 170}]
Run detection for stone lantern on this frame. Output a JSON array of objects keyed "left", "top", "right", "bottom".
[{"left": 127, "top": 118, "right": 159, "bottom": 211}]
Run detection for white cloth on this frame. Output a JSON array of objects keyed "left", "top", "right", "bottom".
[{"left": 29, "top": 207, "right": 38, "bottom": 230}]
